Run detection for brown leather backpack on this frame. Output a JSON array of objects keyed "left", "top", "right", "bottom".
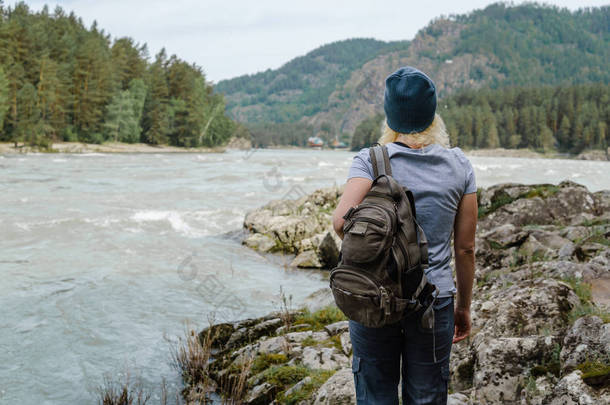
[{"left": 330, "top": 144, "right": 438, "bottom": 328}]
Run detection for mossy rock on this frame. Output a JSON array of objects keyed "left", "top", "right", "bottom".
[
  {"left": 577, "top": 361, "right": 610, "bottom": 387},
  {"left": 261, "top": 364, "right": 310, "bottom": 387},
  {"left": 198, "top": 323, "right": 234, "bottom": 348},
  {"left": 251, "top": 353, "right": 289, "bottom": 375},
  {"left": 278, "top": 370, "right": 336, "bottom": 404},
  {"left": 293, "top": 305, "right": 347, "bottom": 331}
]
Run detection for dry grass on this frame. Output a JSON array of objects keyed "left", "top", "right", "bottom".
[
  {"left": 276, "top": 286, "right": 295, "bottom": 355},
  {"left": 219, "top": 355, "right": 254, "bottom": 404},
  {"left": 97, "top": 373, "right": 165, "bottom": 405},
  {"left": 171, "top": 326, "right": 216, "bottom": 388},
  {"left": 170, "top": 318, "right": 255, "bottom": 404}
]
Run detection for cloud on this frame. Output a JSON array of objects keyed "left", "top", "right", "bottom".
[{"left": 8, "top": 0, "right": 608, "bottom": 82}]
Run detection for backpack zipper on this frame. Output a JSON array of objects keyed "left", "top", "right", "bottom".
[
  {"left": 355, "top": 203, "right": 395, "bottom": 232},
  {"left": 350, "top": 217, "right": 385, "bottom": 228},
  {"left": 330, "top": 265, "right": 393, "bottom": 313}
]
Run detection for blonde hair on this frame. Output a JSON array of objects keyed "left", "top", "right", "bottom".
[{"left": 379, "top": 114, "right": 450, "bottom": 148}]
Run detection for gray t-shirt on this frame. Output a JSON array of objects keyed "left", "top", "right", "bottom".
[{"left": 347, "top": 142, "right": 477, "bottom": 297}]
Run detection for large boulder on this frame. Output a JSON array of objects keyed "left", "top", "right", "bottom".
[
  {"left": 472, "top": 336, "right": 559, "bottom": 403},
  {"left": 302, "top": 288, "right": 335, "bottom": 313},
  {"left": 301, "top": 346, "right": 350, "bottom": 370},
  {"left": 481, "top": 223, "right": 529, "bottom": 249},
  {"left": 243, "top": 186, "right": 342, "bottom": 267},
  {"left": 479, "top": 182, "right": 601, "bottom": 231},
  {"left": 473, "top": 278, "right": 579, "bottom": 338},
  {"left": 561, "top": 315, "right": 610, "bottom": 373},
  {"left": 544, "top": 371, "right": 610, "bottom": 404},
  {"left": 482, "top": 260, "right": 610, "bottom": 288},
  {"left": 312, "top": 368, "right": 356, "bottom": 405},
  {"left": 291, "top": 250, "right": 323, "bottom": 268}
]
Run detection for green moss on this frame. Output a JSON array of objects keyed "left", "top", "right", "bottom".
[
  {"left": 478, "top": 191, "right": 515, "bottom": 218},
  {"left": 251, "top": 353, "right": 288, "bottom": 375},
  {"left": 261, "top": 365, "right": 310, "bottom": 387},
  {"left": 300, "top": 336, "right": 317, "bottom": 347},
  {"left": 477, "top": 184, "right": 561, "bottom": 219},
  {"left": 521, "top": 185, "right": 559, "bottom": 199},
  {"left": 294, "top": 305, "right": 347, "bottom": 331},
  {"left": 328, "top": 334, "right": 343, "bottom": 351},
  {"left": 577, "top": 361, "right": 610, "bottom": 387},
  {"left": 277, "top": 369, "right": 336, "bottom": 404},
  {"left": 489, "top": 241, "right": 505, "bottom": 250}
]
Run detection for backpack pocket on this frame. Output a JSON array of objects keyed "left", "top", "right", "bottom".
[
  {"left": 330, "top": 264, "right": 397, "bottom": 328},
  {"left": 341, "top": 205, "right": 392, "bottom": 264}
]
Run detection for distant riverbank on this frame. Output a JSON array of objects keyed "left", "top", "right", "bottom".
[
  {"left": 464, "top": 147, "right": 609, "bottom": 161},
  {"left": 1, "top": 141, "right": 608, "bottom": 161},
  {"left": 0, "top": 141, "right": 225, "bottom": 154},
  {"left": 0, "top": 137, "right": 252, "bottom": 154}
]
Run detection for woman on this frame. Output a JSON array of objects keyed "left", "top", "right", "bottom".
[{"left": 332, "top": 67, "right": 477, "bottom": 405}]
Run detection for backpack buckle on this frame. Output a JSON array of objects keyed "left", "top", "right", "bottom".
[
  {"left": 342, "top": 206, "right": 356, "bottom": 220},
  {"left": 379, "top": 287, "right": 392, "bottom": 316}
]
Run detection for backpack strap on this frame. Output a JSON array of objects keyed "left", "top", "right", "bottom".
[
  {"left": 369, "top": 145, "right": 392, "bottom": 178},
  {"left": 415, "top": 221, "right": 429, "bottom": 269}
]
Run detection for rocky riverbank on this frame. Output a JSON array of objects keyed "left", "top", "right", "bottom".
[
  {"left": 464, "top": 147, "right": 610, "bottom": 161},
  {"left": 182, "top": 181, "right": 609, "bottom": 404},
  {"left": 0, "top": 136, "right": 252, "bottom": 154}
]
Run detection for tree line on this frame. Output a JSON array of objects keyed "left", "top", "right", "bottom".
[
  {"left": 442, "top": 84, "right": 608, "bottom": 153},
  {"left": 351, "top": 84, "right": 609, "bottom": 153},
  {"left": 0, "top": 2, "right": 239, "bottom": 148}
]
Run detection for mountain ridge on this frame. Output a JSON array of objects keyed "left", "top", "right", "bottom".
[{"left": 217, "top": 3, "right": 609, "bottom": 137}]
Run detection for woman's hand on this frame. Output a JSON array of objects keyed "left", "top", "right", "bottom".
[{"left": 453, "top": 307, "right": 471, "bottom": 343}]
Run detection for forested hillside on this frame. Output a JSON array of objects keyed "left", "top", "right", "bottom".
[
  {"left": 216, "top": 38, "right": 406, "bottom": 124},
  {"left": 350, "top": 84, "right": 609, "bottom": 153},
  {"left": 442, "top": 84, "right": 608, "bottom": 152},
  {"left": 0, "top": 2, "right": 238, "bottom": 148},
  {"left": 218, "top": 3, "right": 609, "bottom": 148}
]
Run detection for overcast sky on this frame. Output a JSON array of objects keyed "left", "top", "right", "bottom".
[{"left": 8, "top": 0, "right": 608, "bottom": 83}]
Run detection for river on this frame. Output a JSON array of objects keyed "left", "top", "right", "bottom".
[{"left": 1, "top": 149, "right": 609, "bottom": 404}]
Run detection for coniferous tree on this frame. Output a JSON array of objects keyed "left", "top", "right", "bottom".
[
  {"left": 0, "top": 4, "right": 236, "bottom": 147},
  {"left": 142, "top": 49, "right": 170, "bottom": 144},
  {"left": 0, "top": 67, "right": 9, "bottom": 131},
  {"left": 426, "top": 84, "right": 608, "bottom": 152},
  {"left": 557, "top": 116, "right": 571, "bottom": 149},
  {"left": 103, "top": 79, "right": 146, "bottom": 143}
]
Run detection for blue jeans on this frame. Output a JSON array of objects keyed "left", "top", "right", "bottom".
[{"left": 349, "top": 297, "right": 454, "bottom": 405}]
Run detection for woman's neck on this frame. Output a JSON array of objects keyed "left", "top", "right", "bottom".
[{"left": 395, "top": 135, "right": 426, "bottom": 149}]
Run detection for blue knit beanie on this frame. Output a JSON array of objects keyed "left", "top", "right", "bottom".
[{"left": 384, "top": 66, "right": 437, "bottom": 134}]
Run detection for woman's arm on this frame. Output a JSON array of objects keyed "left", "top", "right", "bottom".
[
  {"left": 332, "top": 177, "right": 373, "bottom": 239},
  {"left": 452, "top": 192, "right": 477, "bottom": 343}
]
